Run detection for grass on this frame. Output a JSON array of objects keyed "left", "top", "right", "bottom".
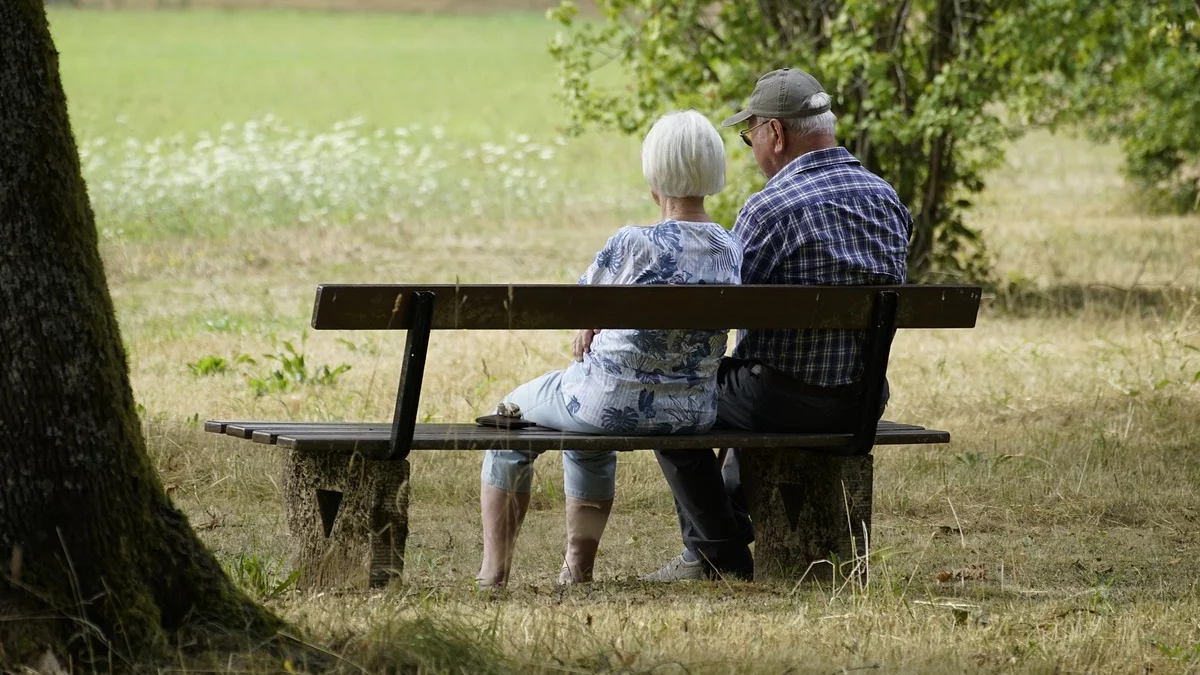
[
  {"left": 53, "top": 10, "right": 577, "bottom": 140},
  {"left": 48, "top": 6, "right": 1200, "bottom": 673},
  {"left": 51, "top": 7, "right": 650, "bottom": 241}
]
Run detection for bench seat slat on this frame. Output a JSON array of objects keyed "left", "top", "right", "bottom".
[
  {"left": 205, "top": 420, "right": 948, "bottom": 453},
  {"left": 206, "top": 420, "right": 379, "bottom": 437},
  {"left": 226, "top": 422, "right": 386, "bottom": 440},
  {"left": 250, "top": 426, "right": 393, "bottom": 444}
]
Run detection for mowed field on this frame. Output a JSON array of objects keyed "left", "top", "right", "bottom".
[{"left": 50, "top": 8, "right": 1200, "bottom": 673}]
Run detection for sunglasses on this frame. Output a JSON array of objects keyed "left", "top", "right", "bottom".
[{"left": 739, "top": 119, "right": 771, "bottom": 147}]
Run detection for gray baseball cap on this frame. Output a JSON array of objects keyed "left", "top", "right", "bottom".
[{"left": 720, "top": 68, "right": 830, "bottom": 127}]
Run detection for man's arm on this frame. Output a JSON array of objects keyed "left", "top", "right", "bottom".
[{"left": 732, "top": 199, "right": 780, "bottom": 285}]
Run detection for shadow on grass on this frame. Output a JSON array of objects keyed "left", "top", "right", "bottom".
[{"left": 332, "top": 612, "right": 699, "bottom": 675}]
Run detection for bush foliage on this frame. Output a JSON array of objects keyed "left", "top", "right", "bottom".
[
  {"left": 1020, "top": 0, "right": 1200, "bottom": 213},
  {"left": 549, "top": 0, "right": 1200, "bottom": 282}
]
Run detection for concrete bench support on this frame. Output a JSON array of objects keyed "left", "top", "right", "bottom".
[
  {"left": 282, "top": 450, "right": 410, "bottom": 589},
  {"left": 741, "top": 449, "right": 873, "bottom": 583}
]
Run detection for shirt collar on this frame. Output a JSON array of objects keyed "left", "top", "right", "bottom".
[{"left": 766, "top": 146, "right": 860, "bottom": 186}]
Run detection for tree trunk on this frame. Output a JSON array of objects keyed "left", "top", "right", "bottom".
[
  {"left": 906, "top": 0, "right": 959, "bottom": 279},
  {"left": 0, "top": 0, "right": 280, "bottom": 665}
]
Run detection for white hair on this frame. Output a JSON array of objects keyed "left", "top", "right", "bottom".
[
  {"left": 780, "top": 92, "right": 837, "bottom": 138},
  {"left": 641, "top": 110, "right": 726, "bottom": 198}
]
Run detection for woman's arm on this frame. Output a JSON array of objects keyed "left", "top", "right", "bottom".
[
  {"left": 572, "top": 228, "right": 637, "bottom": 360},
  {"left": 578, "top": 228, "right": 634, "bottom": 286},
  {"left": 572, "top": 328, "right": 601, "bottom": 361}
]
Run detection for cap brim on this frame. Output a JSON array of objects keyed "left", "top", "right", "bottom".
[{"left": 720, "top": 109, "right": 754, "bottom": 127}]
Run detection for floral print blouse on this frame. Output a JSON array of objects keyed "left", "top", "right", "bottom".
[{"left": 558, "top": 219, "right": 743, "bottom": 434}]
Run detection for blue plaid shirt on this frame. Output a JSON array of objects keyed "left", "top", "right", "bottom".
[{"left": 732, "top": 147, "right": 911, "bottom": 387}]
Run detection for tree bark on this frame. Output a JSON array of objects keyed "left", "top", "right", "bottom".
[{"left": 0, "top": 0, "right": 280, "bottom": 665}]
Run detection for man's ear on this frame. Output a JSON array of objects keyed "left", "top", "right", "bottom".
[
  {"left": 651, "top": 190, "right": 661, "bottom": 206},
  {"left": 771, "top": 119, "right": 787, "bottom": 155}
]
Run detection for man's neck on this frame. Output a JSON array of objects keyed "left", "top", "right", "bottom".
[
  {"left": 767, "top": 135, "right": 837, "bottom": 179},
  {"left": 783, "top": 135, "right": 837, "bottom": 165}
]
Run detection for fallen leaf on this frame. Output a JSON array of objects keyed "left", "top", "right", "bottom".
[
  {"left": 958, "top": 563, "right": 988, "bottom": 581},
  {"left": 936, "top": 564, "right": 987, "bottom": 583},
  {"left": 196, "top": 509, "right": 223, "bottom": 531}
]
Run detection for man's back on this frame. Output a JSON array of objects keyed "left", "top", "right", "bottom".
[{"left": 733, "top": 146, "right": 911, "bottom": 387}]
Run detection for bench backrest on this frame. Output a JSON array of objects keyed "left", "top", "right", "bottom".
[
  {"left": 311, "top": 284, "right": 981, "bottom": 330},
  {"left": 308, "top": 283, "right": 982, "bottom": 461}
]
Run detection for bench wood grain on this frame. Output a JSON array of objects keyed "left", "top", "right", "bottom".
[{"left": 311, "top": 284, "right": 981, "bottom": 331}]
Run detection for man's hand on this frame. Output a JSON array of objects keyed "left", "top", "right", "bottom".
[{"left": 572, "top": 329, "right": 601, "bottom": 362}]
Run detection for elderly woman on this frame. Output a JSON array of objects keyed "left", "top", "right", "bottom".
[{"left": 476, "top": 110, "right": 743, "bottom": 588}]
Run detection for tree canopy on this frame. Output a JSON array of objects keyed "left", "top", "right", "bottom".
[{"left": 550, "top": 0, "right": 1200, "bottom": 281}]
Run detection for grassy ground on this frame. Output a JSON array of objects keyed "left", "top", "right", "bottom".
[{"left": 48, "top": 7, "right": 1200, "bottom": 673}]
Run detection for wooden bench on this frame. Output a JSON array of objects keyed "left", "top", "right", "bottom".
[{"left": 206, "top": 283, "right": 981, "bottom": 587}]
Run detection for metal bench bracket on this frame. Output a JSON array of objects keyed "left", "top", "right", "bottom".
[
  {"left": 387, "top": 291, "right": 436, "bottom": 461},
  {"left": 850, "top": 290, "right": 899, "bottom": 455}
]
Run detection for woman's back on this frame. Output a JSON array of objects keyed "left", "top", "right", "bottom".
[{"left": 560, "top": 219, "right": 742, "bottom": 434}]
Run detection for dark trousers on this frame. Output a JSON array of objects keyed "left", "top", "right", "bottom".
[{"left": 653, "top": 358, "right": 888, "bottom": 571}]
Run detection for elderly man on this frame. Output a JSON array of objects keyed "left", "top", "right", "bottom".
[{"left": 643, "top": 68, "right": 912, "bottom": 582}]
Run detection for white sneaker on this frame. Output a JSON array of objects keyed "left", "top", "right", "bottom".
[{"left": 639, "top": 553, "right": 706, "bottom": 582}]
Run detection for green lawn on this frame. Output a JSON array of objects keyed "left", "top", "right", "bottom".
[
  {"left": 53, "top": 9, "right": 574, "bottom": 139},
  {"left": 51, "top": 8, "right": 650, "bottom": 241}
]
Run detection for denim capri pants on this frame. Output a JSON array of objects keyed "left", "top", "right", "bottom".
[{"left": 480, "top": 371, "right": 616, "bottom": 501}]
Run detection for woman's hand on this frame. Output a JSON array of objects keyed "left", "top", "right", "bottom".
[{"left": 572, "top": 329, "right": 601, "bottom": 362}]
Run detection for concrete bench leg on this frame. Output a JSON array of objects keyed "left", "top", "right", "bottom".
[
  {"left": 282, "top": 450, "right": 410, "bottom": 589},
  {"left": 741, "top": 449, "right": 873, "bottom": 583}
]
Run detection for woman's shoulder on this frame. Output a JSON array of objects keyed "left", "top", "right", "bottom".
[
  {"left": 675, "top": 220, "right": 740, "bottom": 249},
  {"left": 611, "top": 220, "right": 737, "bottom": 256},
  {"left": 593, "top": 224, "right": 633, "bottom": 248},
  {"left": 693, "top": 220, "right": 737, "bottom": 240},
  {"left": 605, "top": 222, "right": 670, "bottom": 250}
]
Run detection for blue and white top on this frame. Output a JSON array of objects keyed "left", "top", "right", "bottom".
[{"left": 558, "top": 220, "right": 743, "bottom": 434}]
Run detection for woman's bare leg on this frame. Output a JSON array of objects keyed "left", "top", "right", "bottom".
[
  {"left": 477, "top": 482, "right": 531, "bottom": 588},
  {"left": 558, "top": 497, "right": 613, "bottom": 584}
]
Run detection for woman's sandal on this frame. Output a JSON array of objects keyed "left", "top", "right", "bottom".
[
  {"left": 474, "top": 414, "right": 536, "bottom": 429},
  {"left": 556, "top": 564, "right": 592, "bottom": 586},
  {"left": 475, "top": 402, "right": 537, "bottom": 429}
]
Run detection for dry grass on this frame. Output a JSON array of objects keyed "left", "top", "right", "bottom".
[{"left": 112, "top": 128, "right": 1200, "bottom": 673}]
